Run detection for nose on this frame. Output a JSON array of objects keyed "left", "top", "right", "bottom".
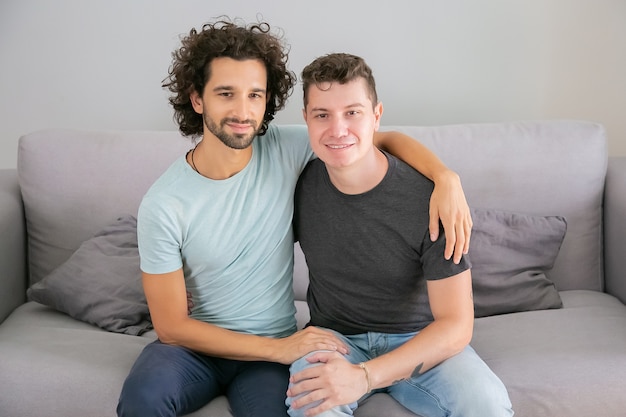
[
  {"left": 231, "top": 96, "right": 251, "bottom": 120},
  {"left": 329, "top": 117, "right": 349, "bottom": 138}
]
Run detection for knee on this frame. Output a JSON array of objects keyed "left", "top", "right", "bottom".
[
  {"left": 455, "top": 379, "right": 513, "bottom": 417},
  {"left": 117, "top": 375, "right": 172, "bottom": 417},
  {"left": 289, "top": 350, "right": 329, "bottom": 375}
]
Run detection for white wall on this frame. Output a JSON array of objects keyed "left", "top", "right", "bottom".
[{"left": 1, "top": 0, "right": 624, "bottom": 169}]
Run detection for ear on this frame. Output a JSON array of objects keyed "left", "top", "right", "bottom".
[
  {"left": 373, "top": 102, "right": 384, "bottom": 131},
  {"left": 302, "top": 108, "right": 308, "bottom": 123},
  {"left": 190, "top": 89, "right": 204, "bottom": 114}
]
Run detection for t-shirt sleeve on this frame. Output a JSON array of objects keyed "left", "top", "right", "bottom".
[
  {"left": 272, "top": 124, "right": 316, "bottom": 173},
  {"left": 137, "top": 194, "right": 184, "bottom": 275},
  {"left": 420, "top": 225, "right": 471, "bottom": 281}
]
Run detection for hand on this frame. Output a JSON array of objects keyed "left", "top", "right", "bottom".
[
  {"left": 287, "top": 351, "right": 368, "bottom": 416},
  {"left": 429, "top": 170, "right": 472, "bottom": 264},
  {"left": 186, "top": 291, "right": 194, "bottom": 315},
  {"left": 273, "top": 327, "right": 349, "bottom": 365}
]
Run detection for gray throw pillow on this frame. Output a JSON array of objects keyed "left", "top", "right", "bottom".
[
  {"left": 27, "top": 215, "right": 151, "bottom": 335},
  {"left": 469, "top": 207, "right": 566, "bottom": 318}
]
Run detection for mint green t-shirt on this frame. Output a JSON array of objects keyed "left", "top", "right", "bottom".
[{"left": 138, "top": 125, "right": 313, "bottom": 338}]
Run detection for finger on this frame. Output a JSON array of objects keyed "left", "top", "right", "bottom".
[
  {"left": 322, "top": 338, "right": 349, "bottom": 354},
  {"left": 453, "top": 221, "right": 465, "bottom": 264},
  {"left": 305, "top": 351, "right": 337, "bottom": 364},
  {"left": 429, "top": 202, "right": 440, "bottom": 242},
  {"left": 291, "top": 389, "right": 327, "bottom": 412},
  {"left": 305, "top": 341, "right": 345, "bottom": 356},
  {"left": 463, "top": 215, "right": 473, "bottom": 255},
  {"left": 307, "top": 329, "right": 349, "bottom": 354},
  {"left": 291, "top": 366, "right": 323, "bottom": 385},
  {"left": 303, "top": 394, "right": 340, "bottom": 417},
  {"left": 443, "top": 223, "right": 455, "bottom": 261}
]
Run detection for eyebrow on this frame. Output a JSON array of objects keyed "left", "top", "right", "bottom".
[
  {"left": 310, "top": 103, "right": 366, "bottom": 112},
  {"left": 212, "top": 85, "right": 267, "bottom": 94}
]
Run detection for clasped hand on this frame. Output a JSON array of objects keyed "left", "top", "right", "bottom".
[
  {"left": 275, "top": 327, "right": 349, "bottom": 365},
  {"left": 287, "top": 351, "right": 369, "bottom": 416}
]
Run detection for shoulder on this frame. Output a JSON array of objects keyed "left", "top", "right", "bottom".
[
  {"left": 143, "top": 157, "right": 188, "bottom": 198},
  {"left": 261, "top": 125, "right": 310, "bottom": 152},
  {"left": 298, "top": 158, "right": 324, "bottom": 181},
  {"left": 386, "top": 152, "right": 433, "bottom": 186},
  {"left": 258, "top": 125, "right": 315, "bottom": 172}
]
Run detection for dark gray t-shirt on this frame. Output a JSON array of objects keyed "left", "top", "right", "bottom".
[{"left": 294, "top": 151, "right": 470, "bottom": 335}]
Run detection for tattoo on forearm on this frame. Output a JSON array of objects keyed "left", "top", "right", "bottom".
[{"left": 410, "top": 363, "right": 425, "bottom": 378}]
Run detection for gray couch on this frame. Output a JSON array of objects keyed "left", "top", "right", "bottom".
[{"left": 1, "top": 120, "right": 625, "bottom": 417}]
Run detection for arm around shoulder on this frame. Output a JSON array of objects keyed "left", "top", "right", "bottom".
[{"left": 373, "top": 131, "right": 472, "bottom": 263}]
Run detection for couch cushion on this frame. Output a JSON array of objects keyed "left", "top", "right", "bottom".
[
  {"left": 0, "top": 302, "right": 153, "bottom": 417},
  {"left": 26, "top": 215, "right": 151, "bottom": 335},
  {"left": 469, "top": 207, "right": 565, "bottom": 317},
  {"left": 471, "top": 290, "right": 626, "bottom": 417}
]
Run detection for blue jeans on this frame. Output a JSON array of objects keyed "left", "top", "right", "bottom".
[
  {"left": 286, "top": 330, "right": 513, "bottom": 417},
  {"left": 117, "top": 340, "right": 290, "bottom": 417}
]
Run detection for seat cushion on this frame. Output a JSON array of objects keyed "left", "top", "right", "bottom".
[{"left": 471, "top": 290, "right": 626, "bottom": 417}]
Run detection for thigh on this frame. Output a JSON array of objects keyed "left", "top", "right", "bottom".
[
  {"left": 387, "top": 345, "right": 512, "bottom": 417},
  {"left": 227, "top": 361, "right": 291, "bottom": 417},
  {"left": 118, "top": 341, "right": 227, "bottom": 417}
]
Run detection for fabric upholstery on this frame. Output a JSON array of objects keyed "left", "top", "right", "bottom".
[
  {"left": 17, "top": 129, "right": 191, "bottom": 286},
  {"left": 384, "top": 121, "right": 607, "bottom": 292},
  {"left": 472, "top": 290, "right": 626, "bottom": 416},
  {"left": 26, "top": 215, "right": 151, "bottom": 335},
  {"left": 469, "top": 207, "right": 565, "bottom": 317}
]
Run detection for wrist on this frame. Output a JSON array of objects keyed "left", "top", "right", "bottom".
[
  {"left": 432, "top": 168, "right": 459, "bottom": 185},
  {"left": 358, "top": 362, "right": 372, "bottom": 394}
]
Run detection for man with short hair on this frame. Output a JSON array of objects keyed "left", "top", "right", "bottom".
[{"left": 287, "top": 53, "right": 512, "bottom": 417}]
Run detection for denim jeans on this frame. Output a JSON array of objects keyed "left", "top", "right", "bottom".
[
  {"left": 286, "top": 330, "right": 514, "bottom": 417},
  {"left": 117, "top": 340, "right": 290, "bottom": 417}
]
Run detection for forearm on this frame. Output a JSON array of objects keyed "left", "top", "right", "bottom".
[
  {"left": 144, "top": 270, "right": 285, "bottom": 362},
  {"left": 366, "top": 319, "right": 472, "bottom": 390},
  {"left": 155, "top": 316, "right": 283, "bottom": 362},
  {"left": 154, "top": 313, "right": 348, "bottom": 365},
  {"left": 373, "top": 130, "right": 453, "bottom": 182}
]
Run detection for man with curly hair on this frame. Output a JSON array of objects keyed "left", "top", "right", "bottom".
[{"left": 117, "top": 19, "right": 472, "bottom": 417}]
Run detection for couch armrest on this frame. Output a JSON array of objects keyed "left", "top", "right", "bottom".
[
  {"left": 0, "top": 169, "right": 27, "bottom": 323},
  {"left": 604, "top": 157, "right": 626, "bottom": 304}
]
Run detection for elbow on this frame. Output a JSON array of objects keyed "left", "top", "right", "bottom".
[
  {"left": 450, "top": 319, "right": 474, "bottom": 355},
  {"left": 152, "top": 321, "right": 185, "bottom": 346},
  {"left": 154, "top": 326, "right": 176, "bottom": 345}
]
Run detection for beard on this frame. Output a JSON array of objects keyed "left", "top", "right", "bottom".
[{"left": 204, "top": 113, "right": 260, "bottom": 150}]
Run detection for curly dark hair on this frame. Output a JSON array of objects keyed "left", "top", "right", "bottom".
[
  {"left": 301, "top": 53, "right": 378, "bottom": 110},
  {"left": 163, "top": 18, "right": 296, "bottom": 137}
]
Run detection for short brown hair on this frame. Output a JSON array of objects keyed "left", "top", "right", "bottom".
[{"left": 301, "top": 53, "right": 378, "bottom": 109}]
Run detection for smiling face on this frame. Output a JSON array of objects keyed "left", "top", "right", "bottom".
[
  {"left": 303, "top": 77, "right": 383, "bottom": 170},
  {"left": 191, "top": 57, "right": 268, "bottom": 150}
]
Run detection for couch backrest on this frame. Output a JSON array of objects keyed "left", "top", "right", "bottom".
[
  {"left": 381, "top": 120, "right": 608, "bottom": 292},
  {"left": 18, "top": 121, "right": 607, "bottom": 294},
  {"left": 18, "top": 129, "right": 191, "bottom": 285}
]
